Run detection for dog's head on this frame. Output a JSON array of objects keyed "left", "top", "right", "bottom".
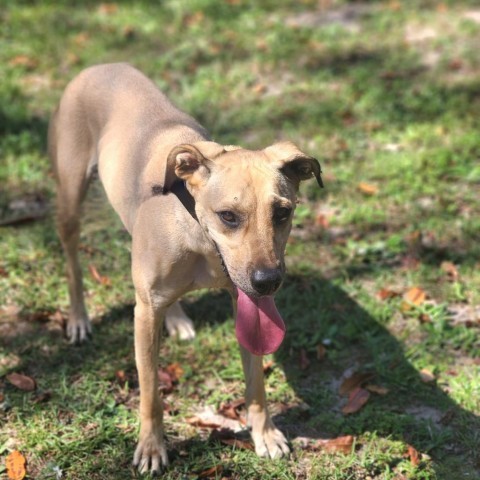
[{"left": 163, "top": 140, "right": 323, "bottom": 297}]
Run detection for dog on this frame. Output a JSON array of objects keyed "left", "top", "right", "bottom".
[{"left": 49, "top": 63, "right": 323, "bottom": 474}]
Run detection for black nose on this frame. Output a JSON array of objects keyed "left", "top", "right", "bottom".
[{"left": 251, "top": 268, "right": 283, "bottom": 296}]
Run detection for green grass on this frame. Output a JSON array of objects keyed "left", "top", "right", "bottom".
[{"left": 1, "top": 1, "right": 480, "bottom": 478}]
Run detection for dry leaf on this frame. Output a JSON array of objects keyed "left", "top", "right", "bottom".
[
  {"left": 9, "top": 55, "right": 37, "bottom": 70},
  {"left": 6, "top": 373, "right": 36, "bottom": 392},
  {"left": 263, "top": 360, "right": 274, "bottom": 373},
  {"left": 6, "top": 450, "right": 27, "bottom": 480},
  {"left": 407, "top": 444, "right": 420, "bottom": 466},
  {"left": 419, "top": 368, "right": 435, "bottom": 383},
  {"left": 401, "top": 286, "right": 426, "bottom": 311},
  {"left": 314, "top": 435, "right": 355, "bottom": 454},
  {"left": 165, "top": 362, "right": 183, "bottom": 382},
  {"left": 88, "top": 264, "right": 111, "bottom": 286},
  {"left": 98, "top": 3, "right": 118, "bottom": 14},
  {"left": 299, "top": 349, "right": 310, "bottom": 370},
  {"left": 377, "top": 288, "right": 400, "bottom": 300},
  {"left": 252, "top": 83, "right": 267, "bottom": 95},
  {"left": 342, "top": 387, "right": 370, "bottom": 415},
  {"left": 197, "top": 465, "right": 223, "bottom": 478},
  {"left": 365, "top": 384, "right": 389, "bottom": 395},
  {"left": 357, "top": 182, "right": 378, "bottom": 195},
  {"left": 210, "top": 428, "right": 254, "bottom": 451},
  {"left": 316, "top": 344, "right": 327, "bottom": 361},
  {"left": 440, "top": 261, "right": 459, "bottom": 281},
  {"left": 339, "top": 372, "right": 375, "bottom": 396},
  {"left": 218, "top": 398, "right": 245, "bottom": 423},
  {"left": 186, "top": 416, "right": 222, "bottom": 429}
]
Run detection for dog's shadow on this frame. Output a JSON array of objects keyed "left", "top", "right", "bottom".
[{"left": 183, "top": 271, "right": 480, "bottom": 476}]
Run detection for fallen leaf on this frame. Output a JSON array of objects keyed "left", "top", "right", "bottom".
[
  {"left": 32, "top": 390, "right": 51, "bottom": 404},
  {"left": 218, "top": 398, "right": 245, "bottom": 424},
  {"left": 88, "top": 264, "right": 111, "bottom": 286},
  {"left": 263, "top": 360, "right": 274, "bottom": 373},
  {"left": 186, "top": 416, "right": 222, "bottom": 430},
  {"left": 357, "top": 182, "right": 378, "bottom": 195},
  {"left": 252, "top": 83, "right": 267, "bottom": 95},
  {"left": 209, "top": 428, "right": 254, "bottom": 451},
  {"left": 98, "top": 3, "right": 118, "bottom": 14},
  {"left": 315, "top": 213, "right": 330, "bottom": 228},
  {"left": 165, "top": 362, "right": 184, "bottom": 382},
  {"left": 6, "top": 373, "right": 36, "bottom": 392},
  {"left": 316, "top": 344, "right": 326, "bottom": 361},
  {"left": 441, "top": 261, "right": 459, "bottom": 281},
  {"left": 6, "top": 450, "right": 27, "bottom": 480},
  {"left": 157, "top": 368, "right": 174, "bottom": 394},
  {"left": 299, "top": 349, "right": 310, "bottom": 370},
  {"left": 377, "top": 288, "right": 400, "bottom": 300},
  {"left": 197, "top": 465, "right": 223, "bottom": 478},
  {"left": 8, "top": 55, "right": 37, "bottom": 70},
  {"left": 339, "top": 372, "right": 375, "bottom": 396},
  {"left": 365, "top": 384, "right": 389, "bottom": 395},
  {"left": 406, "top": 444, "right": 420, "bottom": 466},
  {"left": 342, "top": 387, "right": 370, "bottom": 415},
  {"left": 419, "top": 368, "right": 435, "bottom": 383},
  {"left": 401, "top": 286, "right": 426, "bottom": 311},
  {"left": 314, "top": 435, "right": 355, "bottom": 454}
]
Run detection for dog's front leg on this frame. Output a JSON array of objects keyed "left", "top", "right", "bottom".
[
  {"left": 240, "top": 345, "right": 290, "bottom": 459},
  {"left": 133, "top": 294, "right": 168, "bottom": 474}
]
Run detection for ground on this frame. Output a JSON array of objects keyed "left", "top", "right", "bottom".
[{"left": 1, "top": 1, "right": 480, "bottom": 479}]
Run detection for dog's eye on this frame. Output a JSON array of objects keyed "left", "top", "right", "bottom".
[
  {"left": 218, "top": 210, "right": 239, "bottom": 228},
  {"left": 274, "top": 207, "right": 292, "bottom": 225}
]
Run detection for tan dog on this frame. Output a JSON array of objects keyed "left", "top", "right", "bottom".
[{"left": 49, "top": 63, "right": 322, "bottom": 474}]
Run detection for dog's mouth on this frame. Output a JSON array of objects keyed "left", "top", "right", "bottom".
[
  {"left": 212, "top": 242, "right": 286, "bottom": 356},
  {"left": 234, "top": 288, "right": 286, "bottom": 356}
]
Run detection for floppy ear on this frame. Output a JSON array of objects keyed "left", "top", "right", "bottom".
[
  {"left": 163, "top": 142, "right": 223, "bottom": 193},
  {"left": 264, "top": 141, "right": 324, "bottom": 189}
]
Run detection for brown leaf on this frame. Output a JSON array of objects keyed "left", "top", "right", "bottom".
[
  {"left": 88, "top": 264, "right": 111, "bottom": 286},
  {"left": 401, "top": 286, "right": 426, "bottom": 311},
  {"left": 377, "top": 288, "right": 400, "bottom": 300},
  {"left": 314, "top": 435, "right": 355, "bottom": 454},
  {"left": 316, "top": 344, "right": 327, "bottom": 361},
  {"left": 419, "top": 368, "right": 435, "bottom": 383},
  {"left": 263, "top": 360, "right": 274, "bottom": 373},
  {"left": 186, "top": 416, "right": 221, "bottom": 429},
  {"left": 339, "top": 372, "right": 375, "bottom": 396},
  {"left": 165, "top": 362, "right": 184, "bottom": 382},
  {"left": 97, "top": 3, "right": 118, "bottom": 14},
  {"left": 441, "top": 261, "right": 459, "bottom": 281},
  {"left": 197, "top": 465, "right": 223, "bottom": 478},
  {"left": 342, "top": 387, "right": 370, "bottom": 415},
  {"left": 407, "top": 444, "right": 420, "bottom": 466},
  {"left": 209, "top": 428, "right": 254, "bottom": 451},
  {"left": 157, "top": 367, "right": 174, "bottom": 394},
  {"left": 9, "top": 55, "right": 37, "bottom": 70},
  {"left": 32, "top": 390, "right": 51, "bottom": 404},
  {"left": 357, "top": 182, "right": 378, "bottom": 195},
  {"left": 6, "top": 373, "right": 36, "bottom": 392},
  {"left": 365, "top": 384, "right": 389, "bottom": 395},
  {"left": 299, "top": 349, "right": 310, "bottom": 370},
  {"left": 6, "top": 450, "right": 27, "bottom": 480}
]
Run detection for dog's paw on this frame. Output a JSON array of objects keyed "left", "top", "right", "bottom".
[
  {"left": 251, "top": 426, "right": 290, "bottom": 459},
  {"left": 66, "top": 315, "right": 92, "bottom": 343},
  {"left": 133, "top": 432, "right": 169, "bottom": 475},
  {"left": 165, "top": 303, "right": 195, "bottom": 340}
]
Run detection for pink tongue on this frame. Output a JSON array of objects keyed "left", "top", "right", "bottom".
[{"left": 235, "top": 288, "right": 286, "bottom": 356}]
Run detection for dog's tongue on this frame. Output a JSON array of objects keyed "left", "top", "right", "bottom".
[{"left": 235, "top": 288, "right": 286, "bottom": 356}]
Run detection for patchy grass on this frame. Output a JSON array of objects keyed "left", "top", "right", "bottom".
[{"left": 1, "top": 1, "right": 480, "bottom": 479}]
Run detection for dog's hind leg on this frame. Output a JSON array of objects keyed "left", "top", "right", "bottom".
[
  {"left": 50, "top": 110, "right": 95, "bottom": 343},
  {"left": 165, "top": 301, "right": 195, "bottom": 340}
]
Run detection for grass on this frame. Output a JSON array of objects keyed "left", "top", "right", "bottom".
[{"left": 1, "top": 0, "right": 480, "bottom": 478}]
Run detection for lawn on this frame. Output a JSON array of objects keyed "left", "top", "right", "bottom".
[{"left": 1, "top": 1, "right": 480, "bottom": 479}]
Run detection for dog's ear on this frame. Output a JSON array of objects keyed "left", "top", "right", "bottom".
[
  {"left": 265, "top": 141, "right": 323, "bottom": 190},
  {"left": 164, "top": 142, "right": 224, "bottom": 193}
]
